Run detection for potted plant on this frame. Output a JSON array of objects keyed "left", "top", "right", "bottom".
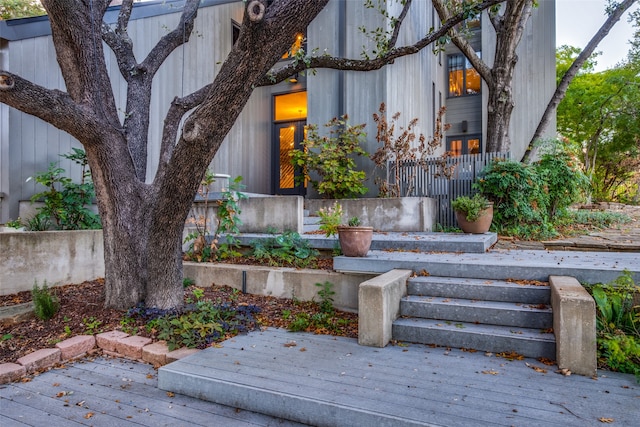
[
  {"left": 451, "top": 194, "right": 493, "bottom": 234},
  {"left": 317, "top": 202, "right": 373, "bottom": 257}
]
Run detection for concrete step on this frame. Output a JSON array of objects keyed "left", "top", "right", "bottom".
[
  {"left": 400, "top": 295, "right": 553, "bottom": 329},
  {"left": 392, "top": 317, "right": 556, "bottom": 359},
  {"left": 304, "top": 216, "right": 321, "bottom": 225},
  {"left": 235, "top": 232, "right": 497, "bottom": 254},
  {"left": 408, "top": 276, "right": 550, "bottom": 304},
  {"left": 333, "top": 249, "right": 640, "bottom": 285}
]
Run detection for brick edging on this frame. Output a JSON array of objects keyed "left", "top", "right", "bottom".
[{"left": 0, "top": 330, "right": 199, "bottom": 384}]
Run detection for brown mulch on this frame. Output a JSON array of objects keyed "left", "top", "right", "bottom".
[{"left": 0, "top": 272, "right": 357, "bottom": 365}]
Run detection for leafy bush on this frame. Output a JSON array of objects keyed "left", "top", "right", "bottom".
[
  {"left": 534, "top": 142, "right": 589, "bottom": 217},
  {"left": 250, "top": 231, "right": 319, "bottom": 268},
  {"left": 32, "top": 281, "right": 59, "bottom": 321},
  {"left": 475, "top": 158, "right": 548, "bottom": 228},
  {"left": 584, "top": 271, "right": 640, "bottom": 380},
  {"left": 290, "top": 115, "right": 368, "bottom": 199},
  {"left": 28, "top": 148, "right": 100, "bottom": 230}
]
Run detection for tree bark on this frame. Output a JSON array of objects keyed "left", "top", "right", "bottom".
[{"left": 522, "top": 0, "right": 638, "bottom": 163}]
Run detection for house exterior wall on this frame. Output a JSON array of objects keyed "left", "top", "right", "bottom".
[
  {"left": 0, "top": 0, "right": 556, "bottom": 221},
  {"left": 482, "top": 0, "right": 557, "bottom": 161},
  {"left": 0, "top": 0, "right": 294, "bottom": 222},
  {"left": 308, "top": 0, "right": 443, "bottom": 197}
]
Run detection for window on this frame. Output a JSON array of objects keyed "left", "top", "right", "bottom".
[
  {"left": 447, "top": 136, "right": 481, "bottom": 156},
  {"left": 232, "top": 21, "right": 240, "bottom": 45},
  {"left": 281, "top": 33, "right": 306, "bottom": 60},
  {"left": 448, "top": 53, "right": 481, "bottom": 97}
]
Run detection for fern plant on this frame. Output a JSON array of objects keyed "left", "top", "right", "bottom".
[{"left": 32, "top": 281, "right": 60, "bottom": 321}]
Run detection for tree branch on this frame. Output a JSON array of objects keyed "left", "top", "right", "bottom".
[
  {"left": 101, "top": 0, "right": 137, "bottom": 82},
  {"left": 258, "top": 0, "right": 503, "bottom": 86},
  {"left": 140, "top": 0, "right": 200, "bottom": 77},
  {"left": 0, "top": 71, "right": 109, "bottom": 145},
  {"left": 157, "top": 84, "right": 212, "bottom": 174},
  {"left": 432, "top": 0, "right": 494, "bottom": 84},
  {"left": 388, "top": 0, "right": 413, "bottom": 49},
  {"left": 523, "top": 0, "right": 638, "bottom": 162}
]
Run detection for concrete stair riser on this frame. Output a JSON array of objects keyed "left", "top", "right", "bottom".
[
  {"left": 393, "top": 318, "right": 556, "bottom": 360},
  {"left": 393, "top": 276, "right": 556, "bottom": 359},
  {"left": 400, "top": 296, "right": 553, "bottom": 329},
  {"left": 408, "top": 276, "right": 550, "bottom": 305}
]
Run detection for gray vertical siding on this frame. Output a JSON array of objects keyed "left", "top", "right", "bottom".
[
  {"left": 481, "top": 0, "right": 556, "bottom": 161},
  {"left": 0, "top": 1, "right": 285, "bottom": 221}
]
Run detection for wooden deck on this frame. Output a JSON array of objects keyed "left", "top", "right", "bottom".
[
  {"left": 2, "top": 328, "right": 639, "bottom": 426},
  {"left": 0, "top": 354, "right": 306, "bottom": 426},
  {"left": 159, "top": 329, "right": 640, "bottom": 426}
]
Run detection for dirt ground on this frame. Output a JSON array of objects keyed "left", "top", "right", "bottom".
[{"left": 0, "top": 272, "right": 358, "bottom": 364}]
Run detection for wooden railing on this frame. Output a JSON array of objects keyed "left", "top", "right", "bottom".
[{"left": 389, "top": 152, "right": 510, "bottom": 227}]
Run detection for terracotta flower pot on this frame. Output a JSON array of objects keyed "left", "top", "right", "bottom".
[
  {"left": 337, "top": 226, "right": 373, "bottom": 257},
  {"left": 455, "top": 204, "right": 493, "bottom": 234}
]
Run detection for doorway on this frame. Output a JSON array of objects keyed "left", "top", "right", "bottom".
[{"left": 272, "top": 91, "right": 307, "bottom": 195}]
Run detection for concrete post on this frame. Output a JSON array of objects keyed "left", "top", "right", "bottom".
[
  {"left": 549, "top": 275, "right": 597, "bottom": 377},
  {"left": 358, "top": 269, "right": 412, "bottom": 347}
]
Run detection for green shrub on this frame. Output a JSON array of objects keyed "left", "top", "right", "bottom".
[
  {"left": 534, "top": 144, "right": 589, "bottom": 217},
  {"left": 475, "top": 159, "right": 548, "bottom": 227},
  {"left": 584, "top": 271, "right": 640, "bottom": 380},
  {"left": 184, "top": 174, "right": 246, "bottom": 262},
  {"left": 290, "top": 115, "right": 368, "bottom": 199},
  {"left": 28, "top": 148, "right": 100, "bottom": 230},
  {"left": 32, "top": 281, "right": 60, "bottom": 321}
]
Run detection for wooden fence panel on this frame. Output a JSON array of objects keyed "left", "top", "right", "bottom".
[{"left": 389, "top": 152, "right": 510, "bottom": 227}]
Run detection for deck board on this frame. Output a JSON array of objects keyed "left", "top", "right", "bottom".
[
  {"left": 160, "top": 329, "right": 640, "bottom": 427},
  {"left": 0, "top": 357, "right": 306, "bottom": 427}
]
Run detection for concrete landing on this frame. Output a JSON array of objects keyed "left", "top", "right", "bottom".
[
  {"left": 333, "top": 249, "right": 640, "bottom": 285},
  {"left": 234, "top": 231, "right": 498, "bottom": 254},
  {"left": 158, "top": 328, "right": 640, "bottom": 427}
]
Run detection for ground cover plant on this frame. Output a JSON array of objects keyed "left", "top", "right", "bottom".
[
  {"left": 583, "top": 271, "right": 640, "bottom": 381},
  {"left": 0, "top": 278, "right": 357, "bottom": 364}
]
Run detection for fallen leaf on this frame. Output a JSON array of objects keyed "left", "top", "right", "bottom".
[
  {"left": 52, "top": 382, "right": 60, "bottom": 387},
  {"left": 525, "top": 363, "right": 547, "bottom": 374},
  {"left": 166, "top": 392, "right": 175, "bottom": 397},
  {"left": 84, "top": 412, "right": 94, "bottom": 419},
  {"left": 299, "top": 347, "right": 307, "bottom": 352},
  {"left": 599, "top": 417, "right": 614, "bottom": 423},
  {"left": 76, "top": 400, "right": 86, "bottom": 406},
  {"left": 481, "top": 370, "right": 499, "bottom": 375},
  {"left": 557, "top": 368, "right": 572, "bottom": 376},
  {"left": 284, "top": 341, "right": 297, "bottom": 347},
  {"left": 146, "top": 374, "right": 154, "bottom": 379}
]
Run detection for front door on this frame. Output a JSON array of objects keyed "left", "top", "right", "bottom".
[
  {"left": 274, "top": 121, "right": 306, "bottom": 195},
  {"left": 273, "top": 91, "right": 307, "bottom": 195}
]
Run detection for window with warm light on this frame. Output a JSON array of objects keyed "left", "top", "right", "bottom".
[
  {"left": 282, "top": 33, "right": 306, "bottom": 60},
  {"left": 448, "top": 53, "right": 481, "bottom": 97},
  {"left": 447, "top": 136, "right": 481, "bottom": 156}
]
